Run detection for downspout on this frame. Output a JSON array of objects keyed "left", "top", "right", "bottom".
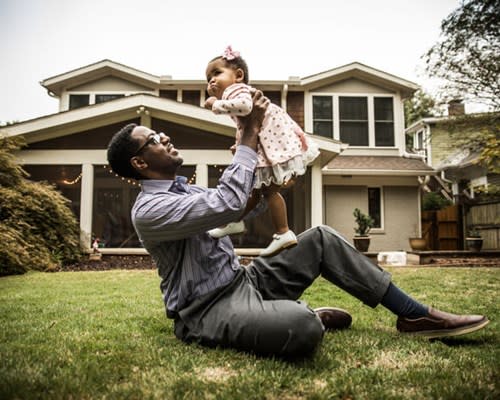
[{"left": 282, "top": 83, "right": 288, "bottom": 111}]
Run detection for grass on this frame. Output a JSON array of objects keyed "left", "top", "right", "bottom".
[{"left": 0, "top": 267, "right": 498, "bottom": 400}]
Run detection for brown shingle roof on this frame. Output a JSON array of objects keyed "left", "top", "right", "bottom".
[{"left": 326, "top": 156, "right": 434, "bottom": 173}]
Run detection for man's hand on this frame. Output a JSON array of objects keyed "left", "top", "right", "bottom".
[{"left": 239, "top": 90, "right": 269, "bottom": 151}]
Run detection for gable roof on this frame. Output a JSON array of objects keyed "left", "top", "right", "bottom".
[
  {"left": 41, "top": 60, "right": 161, "bottom": 96},
  {"left": 2, "top": 93, "right": 344, "bottom": 166},
  {"left": 300, "top": 62, "right": 419, "bottom": 98},
  {"left": 41, "top": 59, "right": 420, "bottom": 98}
]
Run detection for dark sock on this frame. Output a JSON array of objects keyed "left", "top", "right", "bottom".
[{"left": 381, "top": 283, "right": 429, "bottom": 319}]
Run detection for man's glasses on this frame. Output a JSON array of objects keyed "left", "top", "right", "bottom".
[{"left": 134, "top": 132, "right": 166, "bottom": 155}]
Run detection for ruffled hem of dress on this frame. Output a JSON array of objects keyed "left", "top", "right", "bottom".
[{"left": 254, "top": 139, "right": 320, "bottom": 188}]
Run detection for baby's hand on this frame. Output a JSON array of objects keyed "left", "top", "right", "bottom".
[
  {"left": 230, "top": 144, "right": 237, "bottom": 155},
  {"left": 204, "top": 96, "right": 217, "bottom": 110}
]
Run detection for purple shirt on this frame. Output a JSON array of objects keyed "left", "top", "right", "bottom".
[{"left": 132, "top": 146, "right": 258, "bottom": 316}]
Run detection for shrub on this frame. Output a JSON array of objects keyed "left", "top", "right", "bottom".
[
  {"left": 422, "top": 192, "right": 451, "bottom": 211},
  {"left": 353, "top": 208, "right": 374, "bottom": 236},
  {"left": 0, "top": 135, "right": 82, "bottom": 275}
]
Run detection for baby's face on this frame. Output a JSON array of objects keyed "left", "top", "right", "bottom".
[{"left": 206, "top": 59, "right": 239, "bottom": 99}]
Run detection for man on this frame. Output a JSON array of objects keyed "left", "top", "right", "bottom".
[{"left": 107, "top": 91, "right": 488, "bottom": 358}]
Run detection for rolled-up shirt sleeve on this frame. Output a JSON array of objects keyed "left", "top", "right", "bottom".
[{"left": 133, "top": 145, "right": 258, "bottom": 242}]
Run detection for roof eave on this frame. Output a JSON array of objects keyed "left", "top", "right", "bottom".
[{"left": 323, "top": 168, "right": 436, "bottom": 176}]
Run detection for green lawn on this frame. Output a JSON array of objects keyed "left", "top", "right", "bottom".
[{"left": 0, "top": 267, "right": 498, "bottom": 400}]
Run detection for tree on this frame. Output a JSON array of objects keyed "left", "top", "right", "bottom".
[
  {"left": 424, "top": 0, "right": 500, "bottom": 109},
  {"left": 404, "top": 89, "right": 438, "bottom": 127},
  {"left": 0, "top": 134, "right": 82, "bottom": 275},
  {"left": 442, "top": 112, "right": 500, "bottom": 197}
]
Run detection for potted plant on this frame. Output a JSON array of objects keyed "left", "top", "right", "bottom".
[
  {"left": 409, "top": 224, "right": 427, "bottom": 251},
  {"left": 465, "top": 228, "right": 483, "bottom": 252},
  {"left": 353, "top": 208, "right": 374, "bottom": 252}
]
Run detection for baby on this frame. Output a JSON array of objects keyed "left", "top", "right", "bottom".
[{"left": 205, "top": 46, "right": 319, "bottom": 257}]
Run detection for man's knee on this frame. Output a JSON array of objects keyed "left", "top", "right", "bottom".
[{"left": 280, "top": 310, "right": 324, "bottom": 357}]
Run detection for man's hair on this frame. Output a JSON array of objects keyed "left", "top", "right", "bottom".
[
  {"left": 106, "top": 123, "right": 143, "bottom": 180},
  {"left": 211, "top": 55, "right": 249, "bottom": 84}
]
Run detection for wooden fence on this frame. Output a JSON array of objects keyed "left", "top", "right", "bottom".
[{"left": 466, "top": 202, "right": 500, "bottom": 250}]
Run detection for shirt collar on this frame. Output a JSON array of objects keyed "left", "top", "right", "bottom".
[{"left": 140, "top": 176, "right": 190, "bottom": 194}]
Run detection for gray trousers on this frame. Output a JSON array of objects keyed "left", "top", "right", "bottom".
[{"left": 174, "top": 225, "right": 392, "bottom": 357}]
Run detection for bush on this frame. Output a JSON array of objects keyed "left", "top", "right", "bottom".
[
  {"left": 353, "top": 208, "right": 374, "bottom": 236},
  {"left": 0, "top": 135, "right": 82, "bottom": 275},
  {"left": 422, "top": 192, "right": 451, "bottom": 211}
]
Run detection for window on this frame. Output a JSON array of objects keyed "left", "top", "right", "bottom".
[
  {"left": 339, "top": 97, "right": 368, "bottom": 146},
  {"left": 368, "top": 187, "right": 382, "bottom": 229},
  {"left": 311, "top": 95, "right": 396, "bottom": 147},
  {"left": 414, "top": 129, "right": 424, "bottom": 150},
  {"left": 312, "top": 96, "right": 333, "bottom": 138},
  {"left": 264, "top": 91, "right": 282, "bottom": 107},
  {"left": 69, "top": 94, "right": 89, "bottom": 110},
  {"left": 24, "top": 165, "right": 82, "bottom": 218},
  {"left": 182, "top": 90, "right": 201, "bottom": 106},
  {"left": 95, "top": 94, "right": 125, "bottom": 104},
  {"left": 374, "top": 97, "right": 394, "bottom": 146},
  {"left": 159, "top": 90, "right": 177, "bottom": 100}
]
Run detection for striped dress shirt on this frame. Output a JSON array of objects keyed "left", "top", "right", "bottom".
[{"left": 132, "top": 146, "right": 258, "bottom": 317}]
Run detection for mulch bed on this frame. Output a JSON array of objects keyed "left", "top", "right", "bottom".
[
  {"left": 60, "top": 255, "right": 256, "bottom": 271},
  {"left": 62, "top": 255, "right": 156, "bottom": 271},
  {"left": 61, "top": 254, "right": 499, "bottom": 272},
  {"left": 423, "top": 256, "right": 500, "bottom": 267}
]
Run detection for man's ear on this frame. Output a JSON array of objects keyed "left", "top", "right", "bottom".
[
  {"left": 130, "top": 156, "right": 148, "bottom": 174},
  {"left": 235, "top": 68, "right": 245, "bottom": 83}
]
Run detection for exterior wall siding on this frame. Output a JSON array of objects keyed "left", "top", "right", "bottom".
[
  {"left": 313, "top": 78, "right": 394, "bottom": 94},
  {"left": 286, "top": 91, "right": 304, "bottom": 129},
  {"left": 429, "top": 126, "right": 456, "bottom": 167},
  {"left": 325, "top": 185, "right": 418, "bottom": 251}
]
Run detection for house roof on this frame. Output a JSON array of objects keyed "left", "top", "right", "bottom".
[
  {"left": 325, "top": 155, "right": 435, "bottom": 176},
  {"left": 41, "top": 60, "right": 161, "bottom": 96},
  {"left": 435, "top": 148, "right": 481, "bottom": 171},
  {"left": 405, "top": 111, "right": 499, "bottom": 133},
  {"left": 300, "top": 62, "right": 419, "bottom": 98},
  {"left": 41, "top": 59, "right": 420, "bottom": 98},
  {"left": 2, "top": 93, "right": 344, "bottom": 167}
]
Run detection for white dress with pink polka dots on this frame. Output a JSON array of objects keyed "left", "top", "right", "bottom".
[{"left": 212, "top": 83, "right": 319, "bottom": 188}]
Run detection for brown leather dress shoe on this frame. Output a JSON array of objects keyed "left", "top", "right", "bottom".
[
  {"left": 314, "top": 307, "right": 352, "bottom": 331},
  {"left": 397, "top": 307, "right": 489, "bottom": 339}
]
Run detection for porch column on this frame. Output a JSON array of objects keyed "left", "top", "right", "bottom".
[
  {"left": 80, "top": 163, "right": 94, "bottom": 250},
  {"left": 310, "top": 159, "right": 323, "bottom": 227},
  {"left": 196, "top": 164, "right": 208, "bottom": 187},
  {"left": 137, "top": 107, "right": 151, "bottom": 127}
]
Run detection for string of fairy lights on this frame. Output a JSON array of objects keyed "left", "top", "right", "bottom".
[{"left": 61, "top": 164, "right": 226, "bottom": 187}]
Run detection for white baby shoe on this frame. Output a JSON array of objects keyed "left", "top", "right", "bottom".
[
  {"left": 208, "top": 221, "right": 245, "bottom": 238},
  {"left": 260, "top": 230, "right": 298, "bottom": 257}
]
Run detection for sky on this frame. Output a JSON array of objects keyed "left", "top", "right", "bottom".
[{"left": 0, "top": 0, "right": 462, "bottom": 123}]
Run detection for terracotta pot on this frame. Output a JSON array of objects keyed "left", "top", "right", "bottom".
[
  {"left": 353, "top": 236, "right": 370, "bottom": 252},
  {"left": 409, "top": 237, "right": 427, "bottom": 251},
  {"left": 465, "top": 237, "right": 483, "bottom": 252}
]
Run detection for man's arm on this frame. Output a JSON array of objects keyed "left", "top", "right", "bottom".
[{"left": 134, "top": 91, "right": 269, "bottom": 242}]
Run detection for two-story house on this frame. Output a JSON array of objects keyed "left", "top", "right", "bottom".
[
  {"left": 406, "top": 104, "right": 499, "bottom": 249},
  {"left": 406, "top": 103, "right": 499, "bottom": 199},
  {"left": 3, "top": 59, "right": 434, "bottom": 254}
]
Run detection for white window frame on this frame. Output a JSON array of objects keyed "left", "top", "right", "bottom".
[
  {"left": 368, "top": 186, "right": 385, "bottom": 232},
  {"left": 306, "top": 93, "right": 397, "bottom": 148},
  {"left": 62, "top": 89, "right": 158, "bottom": 111}
]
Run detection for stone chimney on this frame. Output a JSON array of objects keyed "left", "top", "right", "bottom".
[{"left": 448, "top": 99, "right": 465, "bottom": 116}]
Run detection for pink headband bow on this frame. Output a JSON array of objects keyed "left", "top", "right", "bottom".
[{"left": 222, "top": 45, "right": 240, "bottom": 61}]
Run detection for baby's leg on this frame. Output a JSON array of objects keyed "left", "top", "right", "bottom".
[
  {"left": 260, "top": 184, "right": 297, "bottom": 257},
  {"left": 262, "top": 184, "right": 289, "bottom": 234},
  {"left": 240, "top": 188, "right": 261, "bottom": 220}
]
